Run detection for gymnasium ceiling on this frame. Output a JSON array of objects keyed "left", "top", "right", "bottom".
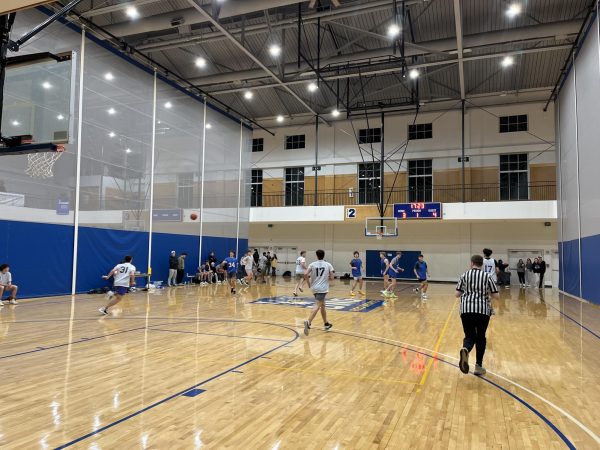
[{"left": 57, "top": 0, "right": 593, "bottom": 124}]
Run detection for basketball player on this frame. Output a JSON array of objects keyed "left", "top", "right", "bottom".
[
  {"left": 349, "top": 251, "right": 365, "bottom": 296},
  {"left": 0, "top": 263, "right": 18, "bottom": 305},
  {"left": 303, "top": 249, "right": 335, "bottom": 336},
  {"left": 482, "top": 248, "right": 498, "bottom": 283},
  {"left": 223, "top": 251, "right": 238, "bottom": 294},
  {"left": 385, "top": 251, "right": 405, "bottom": 298},
  {"left": 99, "top": 255, "right": 136, "bottom": 315},
  {"left": 379, "top": 252, "right": 391, "bottom": 297},
  {"left": 240, "top": 250, "right": 254, "bottom": 286},
  {"left": 413, "top": 254, "right": 429, "bottom": 299},
  {"left": 456, "top": 254, "right": 499, "bottom": 376},
  {"left": 293, "top": 250, "right": 307, "bottom": 296}
]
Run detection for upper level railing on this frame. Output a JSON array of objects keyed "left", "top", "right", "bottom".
[{"left": 253, "top": 182, "right": 556, "bottom": 207}]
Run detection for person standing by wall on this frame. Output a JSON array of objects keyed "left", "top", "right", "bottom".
[
  {"left": 525, "top": 258, "right": 533, "bottom": 287},
  {"left": 516, "top": 259, "right": 526, "bottom": 288},
  {"left": 168, "top": 251, "right": 178, "bottom": 287},
  {"left": 177, "top": 252, "right": 187, "bottom": 285},
  {"left": 532, "top": 257, "right": 541, "bottom": 288},
  {"left": 456, "top": 254, "right": 500, "bottom": 376},
  {"left": 538, "top": 256, "right": 547, "bottom": 289},
  {"left": 271, "top": 254, "right": 278, "bottom": 277}
]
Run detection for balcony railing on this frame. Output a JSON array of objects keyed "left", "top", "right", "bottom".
[{"left": 254, "top": 182, "right": 556, "bottom": 207}]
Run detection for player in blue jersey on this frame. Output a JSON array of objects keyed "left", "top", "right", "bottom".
[
  {"left": 413, "top": 254, "right": 430, "bottom": 299},
  {"left": 384, "top": 251, "right": 405, "bottom": 298},
  {"left": 379, "top": 252, "right": 391, "bottom": 297},
  {"left": 349, "top": 251, "right": 365, "bottom": 297},
  {"left": 223, "top": 250, "right": 238, "bottom": 295}
]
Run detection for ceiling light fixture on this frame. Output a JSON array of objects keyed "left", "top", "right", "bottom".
[
  {"left": 42, "top": 81, "right": 52, "bottom": 89},
  {"left": 501, "top": 55, "right": 515, "bottom": 68},
  {"left": 11, "top": 120, "right": 20, "bottom": 126},
  {"left": 108, "top": 131, "right": 116, "bottom": 137},
  {"left": 108, "top": 107, "right": 116, "bottom": 115},
  {"left": 125, "top": 148, "right": 132, "bottom": 153},
  {"left": 409, "top": 69, "right": 420, "bottom": 79},
  {"left": 307, "top": 82, "right": 318, "bottom": 92},
  {"left": 164, "top": 102, "right": 172, "bottom": 109},
  {"left": 57, "top": 114, "right": 65, "bottom": 120},
  {"left": 331, "top": 109, "right": 340, "bottom": 117},
  {"left": 195, "top": 57, "right": 207, "bottom": 68},
  {"left": 387, "top": 23, "right": 401, "bottom": 38},
  {"left": 104, "top": 72, "right": 115, "bottom": 81},
  {"left": 506, "top": 3, "right": 522, "bottom": 18},
  {"left": 244, "top": 90, "right": 254, "bottom": 100},
  {"left": 269, "top": 44, "right": 282, "bottom": 57},
  {"left": 206, "top": 123, "right": 212, "bottom": 129},
  {"left": 125, "top": 6, "right": 139, "bottom": 19},
  {"left": 276, "top": 115, "right": 284, "bottom": 123}
]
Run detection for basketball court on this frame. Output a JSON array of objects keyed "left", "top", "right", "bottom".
[{"left": 0, "top": 1, "right": 599, "bottom": 449}]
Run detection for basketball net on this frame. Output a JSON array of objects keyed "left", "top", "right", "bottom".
[
  {"left": 25, "top": 145, "right": 65, "bottom": 178},
  {"left": 376, "top": 231, "right": 383, "bottom": 240}
]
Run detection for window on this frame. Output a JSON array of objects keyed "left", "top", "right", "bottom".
[
  {"left": 177, "top": 173, "right": 194, "bottom": 208},
  {"left": 252, "top": 138, "right": 264, "bottom": 153},
  {"left": 285, "top": 167, "right": 304, "bottom": 206},
  {"left": 408, "top": 160, "right": 432, "bottom": 202},
  {"left": 358, "top": 163, "right": 381, "bottom": 205},
  {"left": 251, "top": 169, "right": 263, "bottom": 207},
  {"left": 408, "top": 123, "right": 433, "bottom": 140},
  {"left": 500, "top": 154, "right": 528, "bottom": 200},
  {"left": 500, "top": 115, "right": 528, "bottom": 133},
  {"left": 359, "top": 128, "right": 382, "bottom": 144},
  {"left": 285, "top": 134, "right": 305, "bottom": 150}
]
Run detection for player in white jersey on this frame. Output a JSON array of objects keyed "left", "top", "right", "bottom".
[
  {"left": 482, "top": 248, "right": 498, "bottom": 283},
  {"left": 240, "top": 250, "right": 254, "bottom": 286},
  {"left": 303, "top": 249, "right": 335, "bottom": 336},
  {"left": 292, "top": 250, "right": 307, "bottom": 296},
  {"left": 99, "top": 255, "right": 136, "bottom": 315}
]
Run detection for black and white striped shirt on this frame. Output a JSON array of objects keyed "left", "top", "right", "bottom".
[{"left": 456, "top": 268, "right": 498, "bottom": 316}]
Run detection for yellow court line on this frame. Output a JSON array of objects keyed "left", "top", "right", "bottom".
[
  {"left": 417, "top": 298, "right": 458, "bottom": 392},
  {"left": 254, "top": 363, "right": 418, "bottom": 386}
]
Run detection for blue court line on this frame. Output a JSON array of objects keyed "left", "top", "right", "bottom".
[
  {"left": 54, "top": 322, "right": 299, "bottom": 449},
  {"left": 150, "top": 327, "right": 289, "bottom": 343},
  {"left": 532, "top": 291, "right": 600, "bottom": 342},
  {"left": 327, "top": 329, "right": 576, "bottom": 450},
  {"left": 0, "top": 320, "right": 193, "bottom": 360}
]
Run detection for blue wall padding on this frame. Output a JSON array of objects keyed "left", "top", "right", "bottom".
[
  {"left": 365, "top": 250, "right": 422, "bottom": 278},
  {"left": 0, "top": 219, "right": 74, "bottom": 297},
  {"left": 560, "top": 238, "right": 581, "bottom": 300},
  {"left": 581, "top": 234, "right": 600, "bottom": 305},
  {"left": 0, "top": 219, "right": 246, "bottom": 298}
]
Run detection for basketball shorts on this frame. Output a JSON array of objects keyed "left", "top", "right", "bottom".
[
  {"left": 227, "top": 272, "right": 236, "bottom": 279},
  {"left": 352, "top": 274, "right": 362, "bottom": 280},
  {"left": 114, "top": 286, "right": 129, "bottom": 296},
  {"left": 295, "top": 273, "right": 304, "bottom": 280},
  {"left": 418, "top": 278, "right": 428, "bottom": 283},
  {"left": 314, "top": 293, "right": 327, "bottom": 301}
]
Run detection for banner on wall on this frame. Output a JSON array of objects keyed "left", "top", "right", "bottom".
[
  {"left": 152, "top": 209, "right": 183, "bottom": 222},
  {"left": 56, "top": 199, "right": 69, "bottom": 215}
]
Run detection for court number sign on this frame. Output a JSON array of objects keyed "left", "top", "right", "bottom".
[{"left": 346, "top": 207, "right": 357, "bottom": 219}]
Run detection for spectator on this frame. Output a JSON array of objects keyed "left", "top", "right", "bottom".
[
  {"left": 177, "top": 252, "right": 187, "bottom": 284},
  {"left": 516, "top": 259, "right": 526, "bottom": 288},
  {"left": 271, "top": 254, "right": 278, "bottom": 277},
  {"left": 253, "top": 249, "right": 260, "bottom": 265},
  {"left": 0, "top": 263, "right": 18, "bottom": 305},
  {"left": 533, "top": 257, "right": 541, "bottom": 287},
  {"left": 538, "top": 257, "right": 547, "bottom": 289},
  {"left": 525, "top": 258, "right": 533, "bottom": 287},
  {"left": 168, "top": 251, "right": 178, "bottom": 286},
  {"left": 258, "top": 252, "right": 268, "bottom": 283},
  {"left": 496, "top": 259, "right": 510, "bottom": 289}
]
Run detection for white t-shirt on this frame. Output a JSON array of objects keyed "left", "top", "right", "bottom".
[
  {"left": 307, "top": 260, "right": 334, "bottom": 294},
  {"left": 483, "top": 258, "right": 497, "bottom": 282},
  {"left": 241, "top": 255, "right": 253, "bottom": 271},
  {"left": 259, "top": 255, "right": 268, "bottom": 267},
  {"left": 0, "top": 271, "right": 12, "bottom": 285},
  {"left": 113, "top": 263, "right": 136, "bottom": 287},
  {"left": 295, "top": 256, "right": 306, "bottom": 274}
]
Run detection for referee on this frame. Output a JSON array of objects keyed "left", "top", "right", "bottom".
[{"left": 455, "top": 254, "right": 499, "bottom": 376}]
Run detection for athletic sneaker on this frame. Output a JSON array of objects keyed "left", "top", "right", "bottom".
[
  {"left": 293, "top": 292, "right": 298, "bottom": 297},
  {"left": 303, "top": 320, "right": 311, "bottom": 336},
  {"left": 350, "top": 291, "right": 356, "bottom": 296},
  {"left": 98, "top": 307, "right": 108, "bottom": 316},
  {"left": 324, "top": 322, "right": 333, "bottom": 331},
  {"left": 413, "top": 287, "right": 420, "bottom": 293},
  {"left": 473, "top": 364, "right": 487, "bottom": 376},
  {"left": 421, "top": 294, "right": 428, "bottom": 299},
  {"left": 459, "top": 347, "right": 469, "bottom": 374},
  {"left": 389, "top": 292, "right": 397, "bottom": 298},
  {"left": 358, "top": 291, "right": 365, "bottom": 296},
  {"left": 231, "top": 288, "right": 236, "bottom": 294},
  {"left": 298, "top": 287, "right": 303, "bottom": 292},
  {"left": 9, "top": 298, "right": 17, "bottom": 305},
  {"left": 380, "top": 290, "right": 389, "bottom": 297}
]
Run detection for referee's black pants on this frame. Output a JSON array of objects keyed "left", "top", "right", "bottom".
[{"left": 460, "top": 313, "right": 491, "bottom": 366}]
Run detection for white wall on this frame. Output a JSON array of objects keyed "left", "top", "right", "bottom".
[
  {"left": 252, "top": 102, "right": 555, "bottom": 178},
  {"left": 250, "top": 220, "right": 558, "bottom": 283}
]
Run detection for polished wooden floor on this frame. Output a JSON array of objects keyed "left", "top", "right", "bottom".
[{"left": 1, "top": 278, "right": 599, "bottom": 449}]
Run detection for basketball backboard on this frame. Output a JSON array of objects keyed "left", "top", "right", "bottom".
[
  {"left": 1, "top": 1, "right": 54, "bottom": 14},
  {"left": 365, "top": 217, "right": 398, "bottom": 237},
  {"left": 1, "top": 52, "right": 75, "bottom": 148}
]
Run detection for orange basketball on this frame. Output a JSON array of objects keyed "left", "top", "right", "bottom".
[{"left": 190, "top": 213, "right": 198, "bottom": 220}]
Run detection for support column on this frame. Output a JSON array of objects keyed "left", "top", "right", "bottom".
[
  {"left": 461, "top": 99, "right": 466, "bottom": 203},
  {"left": 314, "top": 115, "right": 319, "bottom": 206},
  {"left": 147, "top": 71, "right": 157, "bottom": 282},
  {"left": 380, "top": 111, "right": 385, "bottom": 216},
  {"left": 198, "top": 99, "right": 207, "bottom": 265}
]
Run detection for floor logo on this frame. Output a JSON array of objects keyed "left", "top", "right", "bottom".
[{"left": 251, "top": 296, "right": 384, "bottom": 313}]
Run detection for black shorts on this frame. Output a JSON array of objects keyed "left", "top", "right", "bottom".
[
  {"left": 227, "top": 272, "right": 236, "bottom": 279},
  {"left": 418, "top": 278, "right": 428, "bottom": 283}
]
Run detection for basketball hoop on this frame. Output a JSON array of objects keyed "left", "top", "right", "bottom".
[
  {"left": 25, "top": 145, "right": 65, "bottom": 178},
  {"left": 376, "top": 231, "right": 383, "bottom": 241}
]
